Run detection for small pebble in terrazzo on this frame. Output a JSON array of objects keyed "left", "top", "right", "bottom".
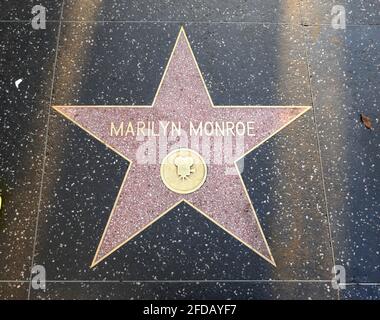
[{"left": 14, "top": 78, "right": 23, "bottom": 88}]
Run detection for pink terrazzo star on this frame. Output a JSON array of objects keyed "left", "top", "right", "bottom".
[{"left": 53, "top": 28, "right": 310, "bottom": 268}]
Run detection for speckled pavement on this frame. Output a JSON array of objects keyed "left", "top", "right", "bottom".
[{"left": 0, "top": 1, "right": 379, "bottom": 300}]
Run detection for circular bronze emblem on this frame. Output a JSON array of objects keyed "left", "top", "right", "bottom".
[{"left": 160, "top": 148, "right": 207, "bottom": 194}]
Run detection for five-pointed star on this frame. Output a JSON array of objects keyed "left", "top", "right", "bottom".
[{"left": 53, "top": 27, "right": 310, "bottom": 268}]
